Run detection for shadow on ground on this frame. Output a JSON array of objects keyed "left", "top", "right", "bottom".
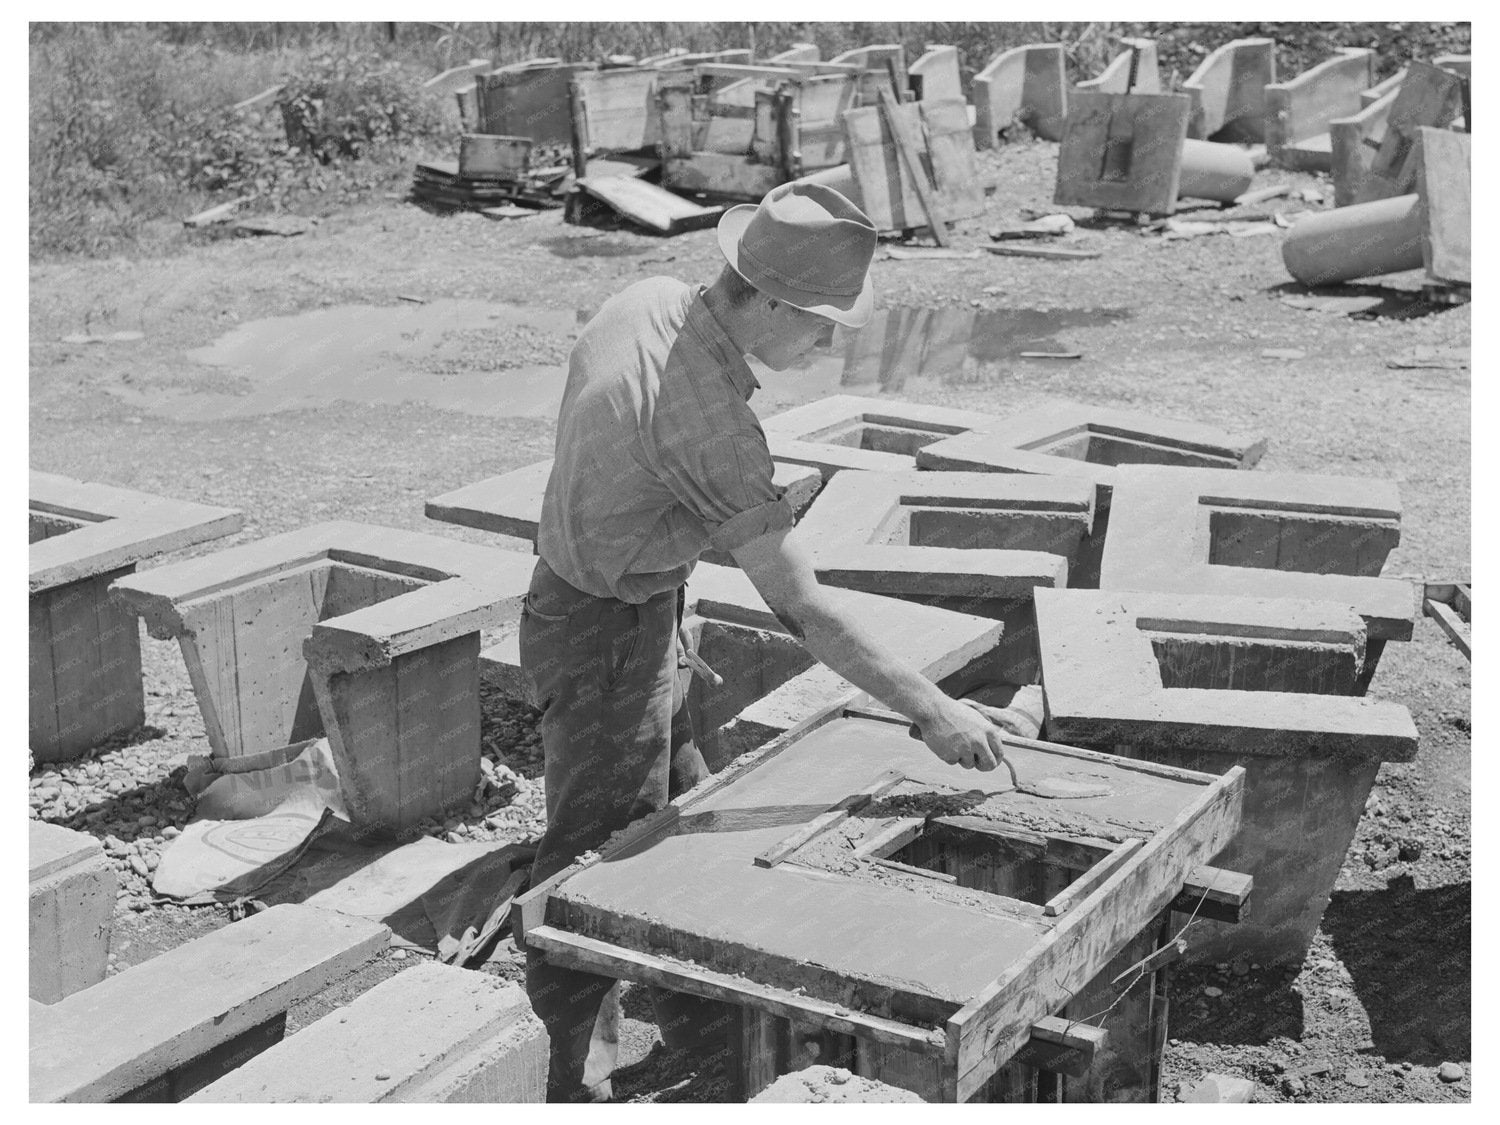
[{"left": 1322, "top": 875, "right": 1470, "bottom": 1064}]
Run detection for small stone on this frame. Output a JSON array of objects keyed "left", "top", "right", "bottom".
[
  {"left": 162, "top": 826, "right": 181, "bottom": 839},
  {"left": 138, "top": 814, "right": 158, "bottom": 827},
  {"left": 1438, "top": 1062, "right": 1464, "bottom": 1083},
  {"left": 1398, "top": 841, "right": 1422, "bottom": 861},
  {"left": 391, "top": 949, "right": 409, "bottom": 961},
  {"left": 374, "top": 1073, "right": 391, "bottom": 1081},
  {"left": 1344, "top": 1069, "right": 1370, "bottom": 1088},
  {"left": 1280, "top": 1077, "right": 1306, "bottom": 1097},
  {"left": 1232, "top": 960, "right": 1250, "bottom": 977},
  {"left": 128, "top": 855, "right": 150, "bottom": 878},
  {"left": 1204, "top": 986, "right": 1224, "bottom": 998},
  {"left": 827, "top": 1069, "right": 850, "bottom": 1085},
  {"left": 104, "top": 835, "right": 128, "bottom": 855},
  {"left": 33, "top": 786, "right": 60, "bottom": 802}
]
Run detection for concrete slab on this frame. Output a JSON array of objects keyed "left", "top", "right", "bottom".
[
  {"left": 794, "top": 470, "right": 1094, "bottom": 682},
  {"left": 909, "top": 45, "right": 962, "bottom": 102},
  {"left": 1098, "top": 465, "right": 1416, "bottom": 655},
  {"left": 110, "top": 521, "right": 534, "bottom": 835},
  {"left": 29, "top": 472, "right": 243, "bottom": 761},
  {"left": 30, "top": 904, "right": 389, "bottom": 1103},
  {"left": 190, "top": 963, "right": 546, "bottom": 1102},
  {"left": 30, "top": 821, "right": 114, "bottom": 1003},
  {"left": 760, "top": 395, "right": 1001, "bottom": 477},
  {"left": 1035, "top": 586, "right": 1417, "bottom": 964},
  {"left": 1053, "top": 92, "right": 1192, "bottom": 216},
  {"left": 426, "top": 456, "right": 824, "bottom": 558}
]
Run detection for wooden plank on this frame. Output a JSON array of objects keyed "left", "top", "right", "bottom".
[
  {"left": 575, "top": 175, "right": 724, "bottom": 234},
  {"left": 1425, "top": 597, "right": 1471, "bottom": 660},
  {"left": 527, "top": 924, "right": 947, "bottom": 1056},
  {"left": 984, "top": 243, "right": 1101, "bottom": 261},
  {"left": 948, "top": 767, "right": 1244, "bottom": 1099},
  {"left": 876, "top": 87, "right": 948, "bottom": 245},
  {"left": 30, "top": 905, "right": 388, "bottom": 1103},
  {"left": 1170, "top": 863, "right": 1253, "bottom": 923},
  {"left": 1418, "top": 127, "right": 1471, "bottom": 285},
  {"left": 850, "top": 817, "right": 926, "bottom": 859},
  {"left": 1042, "top": 839, "right": 1143, "bottom": 917},
  {"left": 754, "top": 768, "right": 905, "bottom": 868},
  {"left": 732, "top": 1006, "right": 783, "bottom": 1101},
  {"left": 1008, "top": 1016, "right": 1108, "bottom": 1078},
  {"left": 918, "top": 99, "right": 984, "bottom": 220},
  {"left": 874, "top": 857, "right": 957, "bottom": 883},
  {"left": 1454, "top": 584, "right": 1471, "bottom": 623}
]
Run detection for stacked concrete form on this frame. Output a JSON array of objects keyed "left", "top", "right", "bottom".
[
  {"left": 109, "top": 522, "right": 535, "bottom": 836},
  {"left": 30, "top": 472, "right": 243, "bottom": 761}
]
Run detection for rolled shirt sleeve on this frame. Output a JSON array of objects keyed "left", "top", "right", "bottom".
[{"left": 657, "top": 432, "right": 796, "bottom": 553}]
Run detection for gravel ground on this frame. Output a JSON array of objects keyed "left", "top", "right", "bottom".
[{"left": 29, "top": 131, "right": 1469, "bottom": 1103}]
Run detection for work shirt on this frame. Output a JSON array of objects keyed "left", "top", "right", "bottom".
[{"left": 536, "top": 277, "right": 794, "bottom": 603}]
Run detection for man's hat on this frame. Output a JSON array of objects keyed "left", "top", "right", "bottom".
[{"left": 715, "top": 182, "right": 876, "bottom": 328}]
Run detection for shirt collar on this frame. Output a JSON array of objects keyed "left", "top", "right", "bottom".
[{"left": 688, "top": 285, "right": 760, "bottom": 399}]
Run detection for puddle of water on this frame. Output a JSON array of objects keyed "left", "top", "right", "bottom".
[
  {"left": 545, "top": 234, "right": 651, "bottom": 259},
  {"left": 752, "top": 305, "right": 1131, "bottom": 406},
  {"left": 152, "top": 300, "right": 586, "bottom": 422},
  {"left": 129, "top": 300, "right": 1127, "bottom": 423}
]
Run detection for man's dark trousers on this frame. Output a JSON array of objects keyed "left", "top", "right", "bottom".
[{"left": 519, "top": 557, "right": 729, "bottom": 1102}]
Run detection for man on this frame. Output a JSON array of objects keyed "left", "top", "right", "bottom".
[{"left": 520, "top": 182, "right": 1012, "bottom": 1101}]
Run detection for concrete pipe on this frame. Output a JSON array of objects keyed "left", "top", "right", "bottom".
[
  {"left": 1282, "top": 192, "right": 1424, "bottom": 285},
  {"left": 1177, "top": 139, "right": 1256, "bottom": 202}
]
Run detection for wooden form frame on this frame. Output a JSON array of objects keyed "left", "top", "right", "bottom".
[
  {"left": 1264, "top": 48, "right": 1376, "bottom": 171},
  {"left": 1422, "top": 580, "right": 1471, "bottom": 660},
  {"left": 515, "top": 704, "right": 1246, "bottom": 1101},
  {"left": 109, "top": 521, "right": 534, "bottom": 835},
  {"left": 1053, "top": 92, "right": 1193, "bottom": 216},
  {"left": 30, "top": 471, "right": 243, "bottom": 761},
  {"left": 843, "top": 97, "right": 984, "bottom": 235},
  {"left": 973, "top": 44, "right": 1068, "bottom": 147},
  {"left": 1181, "top": 37, "right": 1275, "bottom": 142},
  {"left": 477, "top": 60, "right": 594, "bottom": 146}
]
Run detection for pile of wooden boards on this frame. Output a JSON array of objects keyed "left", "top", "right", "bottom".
[{"left": 410, "top": 135, "right": 571, "bottom": 212}]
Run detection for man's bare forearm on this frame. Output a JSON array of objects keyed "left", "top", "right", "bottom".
[{"left": 770, "top": 590, "right": 951, "bottom": 728}]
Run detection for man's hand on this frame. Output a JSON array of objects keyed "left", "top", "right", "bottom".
[{"left": 910, "top": 695, "right": 1007, "bottom": 773}]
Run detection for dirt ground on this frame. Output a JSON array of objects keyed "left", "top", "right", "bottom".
[{"left": 28, "top": 137, "right": 1470, "bottom": 1102}]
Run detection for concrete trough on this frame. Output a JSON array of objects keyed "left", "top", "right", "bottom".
[{"left": 30, "top": 821, "right": 114, "bottom": 1004}]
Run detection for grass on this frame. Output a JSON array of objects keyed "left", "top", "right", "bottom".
[{"left": 29, "top": 21, "right": 1470, "bottom": 261}]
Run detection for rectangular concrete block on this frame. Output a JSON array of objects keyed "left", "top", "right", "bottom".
[
  {"left": 1098, "top": 465, "right": 1417, "bottom": 664},
  {"left": 190, "top": 962, "right": 547, "bottom": 1103},
  {"left": 795, "top": 470, "right": 1093, "bottom": 682},
  {"left": 1355, "top": 60, "right": 1465, "bottom": 204},
  {"left": 30, "top": 821, "right": 114, "bottom": 1003},
  {"left": 1035, "top": 587, "right": 1418, "bottom": 965},
  {"left": 30, "top": 904, "right": 389, "bottom": 1102},
  {"left": 973, "top": 43, "right": 1068, "bottom": 147},
  {"left": 29, "top": 472, "right": 242, "bottom": 761},
  {"left": 1182, "top": 37, "right": 1275, "bottom": 142},
  {"left": 109, "top": 522, "right": 534, "bottom": 837},
  {"left": 761, "top": 395, "right": 1001, "bottom": 477}
]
